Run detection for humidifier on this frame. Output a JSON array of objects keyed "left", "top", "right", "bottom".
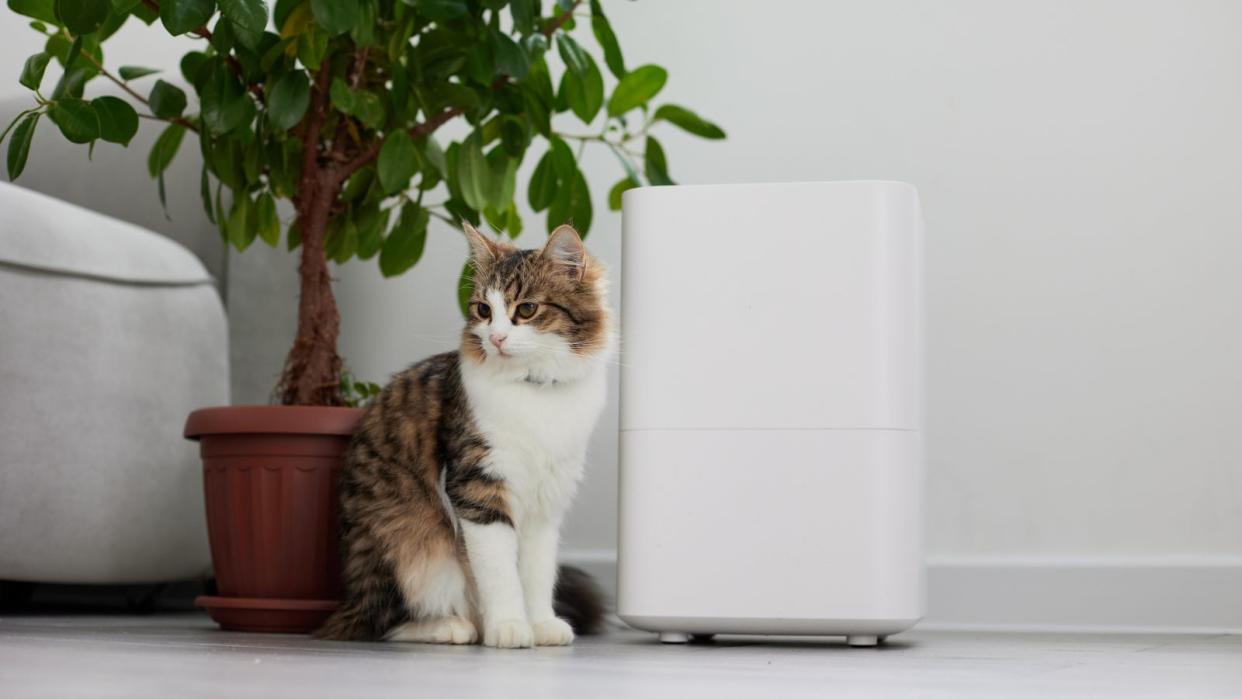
[{"left": 617, "top": 181, "right": 925, "bottom": 646}]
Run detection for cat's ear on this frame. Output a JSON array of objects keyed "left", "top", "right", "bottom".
[
  {"left": 463, "top": 222, "right": 500, "bottom": 264},
  {"left": 541, "top": 224, "right": 587, "bottom": 281}
]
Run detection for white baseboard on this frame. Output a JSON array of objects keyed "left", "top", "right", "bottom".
[{"left": 561, "top": 550, "right": 1242, "bottom": 634}]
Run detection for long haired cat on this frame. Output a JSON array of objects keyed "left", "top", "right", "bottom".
[{"left": 315, "top": 224, "right": 612, "bottom": 647}]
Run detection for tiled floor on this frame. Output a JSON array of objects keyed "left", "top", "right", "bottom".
[{"left": 1, "top": 612, "right": 1239, "bottom": 698}]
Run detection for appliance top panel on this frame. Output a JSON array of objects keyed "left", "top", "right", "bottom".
[{"left": 619, "top": 181, "right": 923, "bottom": 432}]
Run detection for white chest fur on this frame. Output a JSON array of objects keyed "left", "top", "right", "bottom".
[{"left": 460, "top": 359, "right": 608, "bottom": 523}]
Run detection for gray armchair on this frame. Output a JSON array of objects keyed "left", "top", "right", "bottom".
[{"left": 0, "top": 95, "right": 226, "bottom": 584}]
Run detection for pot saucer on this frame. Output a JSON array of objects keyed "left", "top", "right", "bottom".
[{"left": 195, "top": 595, "right": 339, "bottom": 634}]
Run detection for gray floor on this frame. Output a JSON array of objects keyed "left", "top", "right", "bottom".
[{"left": 1, "top": 613, "right": 1239, "bottom": 698}]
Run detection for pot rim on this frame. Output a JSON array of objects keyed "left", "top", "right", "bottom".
[{"left": 184, "top": 405, "right": 363, "bottom": 440}]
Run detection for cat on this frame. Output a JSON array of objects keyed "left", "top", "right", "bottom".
[{"left": 315, "top": 223, "right": 613, "bottom": 648}]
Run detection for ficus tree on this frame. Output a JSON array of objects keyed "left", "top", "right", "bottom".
[{"left": 2, "top": 0, "right": 725, "bottom": 406}]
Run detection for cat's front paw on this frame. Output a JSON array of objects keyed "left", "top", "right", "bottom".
[
  {"left": 483, "top": 619, "right": 534, "bottom": 649},
  {"left": 532, "top": 617, "right": 575, "bottom": 646}
]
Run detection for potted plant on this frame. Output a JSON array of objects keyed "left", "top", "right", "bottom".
[{"left": 3, "top": 0, "right": 724, "bottom": 632}]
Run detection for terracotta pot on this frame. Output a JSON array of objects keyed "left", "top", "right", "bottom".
[{"left": 184, "top": 405, "right": 362, "bottom": 633}]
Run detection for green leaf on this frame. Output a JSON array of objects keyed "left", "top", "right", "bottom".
[
  {"left": 499, "top": 116, "right": 528, "bottom": 158},
  {"left": 329, "top": 215, "right": 357, "bottom": 263},
  {"left": 547, "top": 163, "right": 591, "bottom": 237},
  {"left": 589, "top": 1, "right": 625, "bottom": 79},
  {"left": 457, "top": 131, "right": 489, "bottom": 212},
  {"left": 49, "top": 35, "right": 96, "bottom": 101},
  {"left": 256, "top": 192, "right": 279, "bottom": 245},
  {"left": 483, "top": 204, "right": 506, "bottom": 235},
  {"left": 560, "top": 54, "right": 604, "bottom": 123},
  {"left": 485, "top": 146, "right": 516, "bottom": 211},
  {"left": 213, "top": 182, "right": 227, "bottom": 237},
  {"left": 230, "top": 18, "right": 263, "bottom": 50},
  {"left": 110, "top": 0, "right": 140, "bottom": 13},
  {"left": 180, "top": 51, "right": 207, "bottom": 84},
  {"left": 549, "top": 134, "right": 574, "bottom": 179},
  {"left": 456, "top": 259, "right": 473, "bottom": 317},
  {"left": 556, "top": 34, "right": 590, "bottom": 78},
  {"left": 47, "top": 98, "right": 99, "bottom": 143},
  {"left": 149, "top": 79, "right": 187, "bottom": 119},
  {"left": 377, "top": 129, "right": 416, "bottom": 194},
  {"left": 504, "top": 201, "right": 523, "bottom": 239},
  {"left": 355, "top": 204, "right": 388, "bottom": 259},
  {"left": 608, "top": 65, "right": 667, "bottom": 117},
  {"left": 200, "top": 163, "right": 215, "bottom": 223},
  {"left": 379, "top": 202, "right": 429, "bottom": 277},
  {"left": 570, "top": 168, "right": 592, "bottom": 237},
  {"left": 91, "top": 95, "right": 138, "bottom": 145},
  {"left": 425, "top": 82, "right": 480, "bottom": 113},
  {"left": 45, "top": 34, "right": 73, "bottom": 66},
  {"left": 131, "top": 0, "right": 157, "bottom": 22},
  {"left": 160, "top": 0, "right": 215, "bottom": 35},
  {"left": 218, "top": 0, "right": 266, "bottom": 32},
  {"left": 98, "top": 9, "right": 128, "bottom": 39},
  {"left": 118, "top": 65, "right": 160, "bottom": 81},
  {"left": 209, "top": 15, "right": 234, "bottom": 52},
  {"left": 604, "top": 141, "right": 641, "bottom": 186},
  {"left": 608, "top": 176, "right": 637, "bottom": 211},
  {"left": 56, "top": 0, "right": 109, "bottom": 35},
  {"left": 260, "top": 35, "right": 294, "bottom": 72},
  {"left": 349, "top": 0, "right": 375, "bottom": 46},
  {"left": 419, "top": 0, "right": 466, "bottom": 22},
  {"left": 510, "top": 0, "right": 534, "bottom": 34},
  {"left": 0, "top": 110, "right": 36, "bottom": 149},
  {"left": 528, "top": 149, "right": 557, "bottom": 212},
  {"left": 226, "top": 192, "right": 257, "bottom": 251},
  {"left": 654, "top": 104, "right": 726, "bottom": 140},
  {"left": 8, "top": 0, "right": 58, "bottom": 24},
  {"left": 645, "top": 135, "right": 673, "bottom": 186},
  {"left": 6, "top": 113, "right": 39, "bottom": 181},
  {"left": 146, "top": 122, "right": 186, "bottom": 176},
  {"left": 297, "top": 24, "right": 329, "bottom": 69},
  {"left": 445, "top": 197, "right": 479, "bottom": 227},
  {"left": 329, "top": 77, "right": 355, "bottom": 113},
  {"left": 422, "top": 136, "right": 446, "bottom": 177},
  {"left": 267, "top": 70, "right": 309, "bottom": 129},
  {"left": 492, "top": 31, "right": 528, "bottom": 80},
  {"left": 352, "top": 90, "right": 384, "bottom": 129},
  {"left": 201, "top": 66, "right": 252, "bottom": 134},
  {"left": 19, "top": 53, "right": 50, "bottom": 91},
  {"left": 310, "top": 0, "right": 356, "bottom": 35},
  {"left": 523, "top": 32, "right": 548, "bottom": 58},
  {"left": 272, "top": 0, "right": 297, "bottom": 29}
]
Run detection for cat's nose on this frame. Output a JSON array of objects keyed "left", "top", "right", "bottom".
[{"left": 489, "top": 332, "right": 507, "bottom": 349}]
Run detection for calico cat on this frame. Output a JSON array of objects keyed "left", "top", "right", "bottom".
[{"left": 315, "top": 224, "right": 613, "bottom": 648}]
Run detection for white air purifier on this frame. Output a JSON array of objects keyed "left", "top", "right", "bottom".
[{"left": 617, "top": 181, "right": 925, "bottom": 646}]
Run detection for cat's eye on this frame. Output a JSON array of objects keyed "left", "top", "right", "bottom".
[
  {"left": 475, "top": 302, "right": 491, "bottom": 320},
  {"left": 516, "top": 302, "right": 538, "bottom": 320}
]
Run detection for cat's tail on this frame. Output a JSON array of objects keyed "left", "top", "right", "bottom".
[
  {"left": 314, "top": 590, "right": 405, "bottom": 642},
  {"left": 554, "top": 565, "right": 607, "bottom": 635},
  {"left": 314, "top": 605, "right": 377, "bottom": 641}
]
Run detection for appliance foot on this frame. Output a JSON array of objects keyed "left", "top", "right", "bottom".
[
  {"left": 847, "top": 634, "right": 879, "bottom": 647},
  {"left": 659, "top": 632, "right": 691, "bottom": 644},
  {"left": 689, "top": 633, "right": 716, "bottom": 643}
]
